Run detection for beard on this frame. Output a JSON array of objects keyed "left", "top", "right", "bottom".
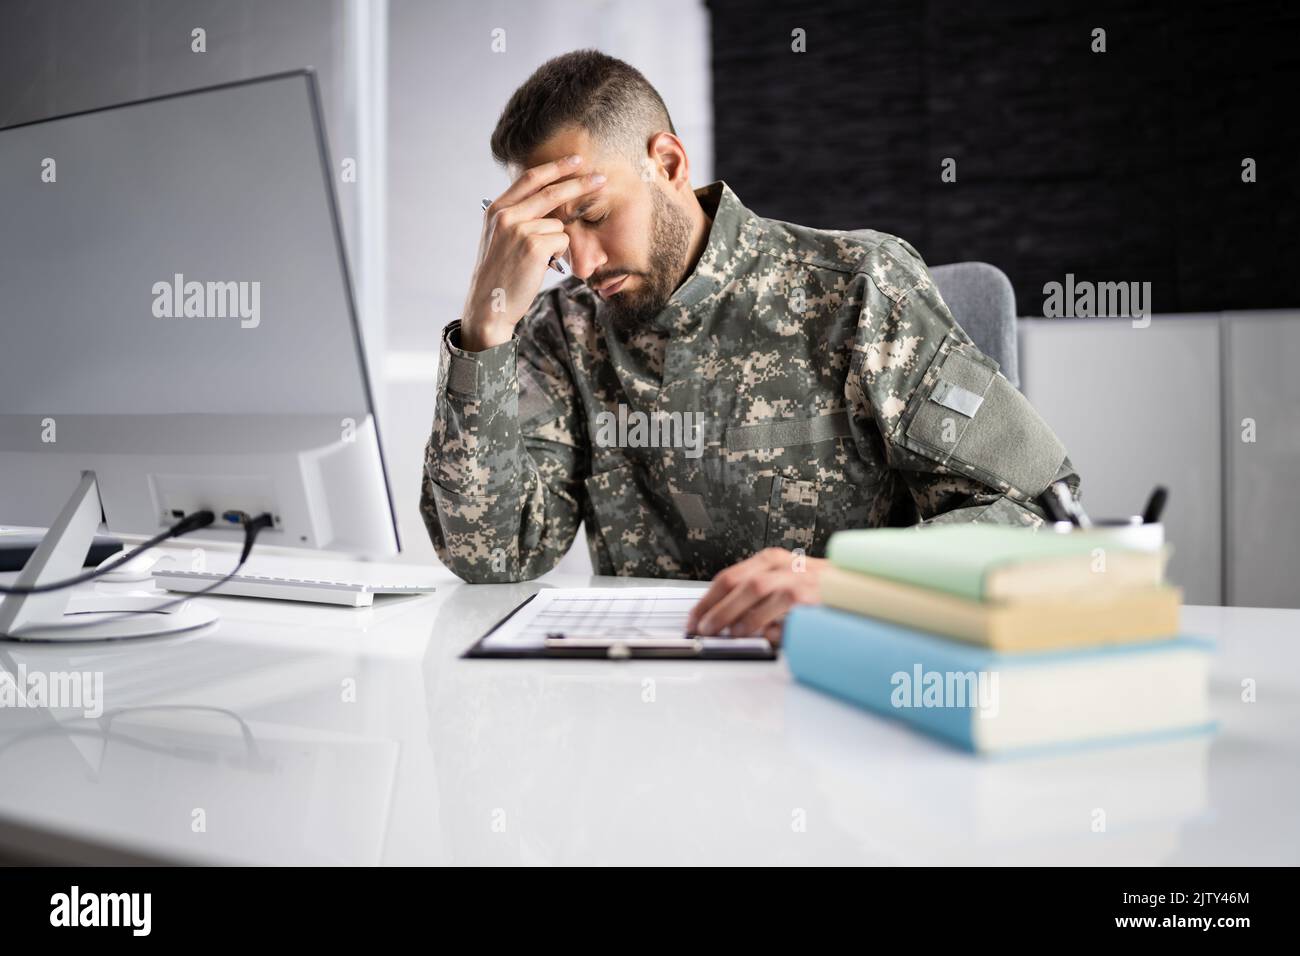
[{"left": 601, "top": 185, "right": 693, "bottom": 326}]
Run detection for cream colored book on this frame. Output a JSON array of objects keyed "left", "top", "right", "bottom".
[{"left": 819, "top": 565, "right": 1181, "bottom": 652}]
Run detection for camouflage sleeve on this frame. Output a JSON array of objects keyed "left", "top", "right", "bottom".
[
  {"left": 846, "top": 241, "right": 1080, "bottom": 528},
  {"left": 419, "top": 292, "right": 588, "bottom": 582}
]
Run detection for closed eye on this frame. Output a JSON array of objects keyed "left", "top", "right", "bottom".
[{"left": 583, "top": 212, "right": 609, "bottom": 226}]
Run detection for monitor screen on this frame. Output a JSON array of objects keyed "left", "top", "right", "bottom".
[{"left": 0, "top": 72, "right": 370, "bottom": 419}]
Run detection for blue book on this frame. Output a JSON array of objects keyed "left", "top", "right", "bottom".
[{"left": 784, "top": 605, "right": 1214, "bottom": 756}]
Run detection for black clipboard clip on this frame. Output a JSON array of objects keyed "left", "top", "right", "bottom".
[
  {"left": 541, "top": 632, "right": 774, "bottom": 659},
  {"left": 545, "top": 633, "right": 703, "bottom": 659}
]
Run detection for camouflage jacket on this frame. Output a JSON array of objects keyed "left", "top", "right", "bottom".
[{"left": 421, "top": 181, "right": 1078, "bottom": 583}]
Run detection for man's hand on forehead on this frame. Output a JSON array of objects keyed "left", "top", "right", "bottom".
[
  {"left": 488, "top": 154, "right": 606, "bottom": 223},
  {"left": 534, "top": 166, "right": 607, "bottom": 224}
]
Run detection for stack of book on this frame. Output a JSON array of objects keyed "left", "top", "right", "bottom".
[{"left": 784, "top": 525, "right": 1214, "bottom": 756}]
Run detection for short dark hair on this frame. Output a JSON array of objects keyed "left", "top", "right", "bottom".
[{"left": 490, "top": 50, "right": 676, "bottom": 168}]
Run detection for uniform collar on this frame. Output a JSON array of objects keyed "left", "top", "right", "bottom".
[{"left": 652, "top": 180, "right": 756, "bottom": 334}]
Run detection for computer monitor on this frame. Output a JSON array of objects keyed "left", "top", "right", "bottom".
[{"left": 0, "top": 71, "right": 397, "bottom": 640}]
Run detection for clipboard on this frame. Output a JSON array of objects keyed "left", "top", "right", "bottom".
[{"left": 463, "top": 590, "right": 778, "bottom": 660}]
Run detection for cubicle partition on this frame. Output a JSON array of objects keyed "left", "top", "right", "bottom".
[{"left": 1020, "top": 310, "right": 1299, "bottom": 608}]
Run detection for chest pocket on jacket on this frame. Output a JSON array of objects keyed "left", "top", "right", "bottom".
[
  {"left": 764, "top": 475, "right": 819, "bottom": 551},
  {"left": 726, "top": 411, "right": 864, "bottom": 554},
  {"left": 903, "top": 334, "right": 1066, "bottom": 498},
  {"left": 584, "top": 462, "right": 686, "bottom": 577}
]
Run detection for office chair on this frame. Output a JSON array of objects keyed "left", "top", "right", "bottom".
[{"left": 929, "top": 260, "right": 1020, "bottom": 389}]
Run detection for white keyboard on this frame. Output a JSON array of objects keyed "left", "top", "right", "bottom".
[{"left": 151, "top": 569, "right": 437, "bottom": 607}]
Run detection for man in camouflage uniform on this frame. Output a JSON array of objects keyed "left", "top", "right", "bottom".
[{"left": 420, "top": 51, "right": 1078, "bottom": 638}]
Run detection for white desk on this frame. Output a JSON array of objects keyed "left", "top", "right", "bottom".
[{"left": 1, "top": 555, "right": 1297, "bottom": 865}]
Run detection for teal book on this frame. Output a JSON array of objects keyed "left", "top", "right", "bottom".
[
  {"left": 825, "top": 525, "right": 1168, "bottom": 601},
  {"left": 783, "top": 605, "right": 1214, "bottom": 756}
]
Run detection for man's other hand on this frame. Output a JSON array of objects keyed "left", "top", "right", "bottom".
[{"left": 686, "top": 548, "right": 826, "bottom": 645}]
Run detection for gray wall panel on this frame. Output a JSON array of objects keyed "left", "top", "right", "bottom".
[
  {"left": 1224, "top": 311, "right": 1300, "bottom": 608},
  {"left": 1019, "top": 317, "right": 1222, "bottom": 605}
]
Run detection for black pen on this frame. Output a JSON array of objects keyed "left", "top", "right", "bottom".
[
  {"left": 1141, "top": 486, "right": 1168, "bottom": 524},
  {"left": 480, "top": 198, "right": 570, "bottom": 275}
]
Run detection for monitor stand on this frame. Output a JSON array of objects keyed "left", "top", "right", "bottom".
[{"left": 0, "top": 471, "right": 218, "bottom": 641}]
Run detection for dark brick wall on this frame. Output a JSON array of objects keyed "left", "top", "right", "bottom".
[{"left": 707, "top": 0, "right": 1300, "bottom": 314}]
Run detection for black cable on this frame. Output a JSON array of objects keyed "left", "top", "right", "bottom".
[
  {"left": 7, "top": 511, "right": 277, "bottom": 631},
  {"left": 235, "top": 511, "right": 274, "bottom": 565},
  {"left": 0, "top": 510, "right": 216, "bottom": 595}
]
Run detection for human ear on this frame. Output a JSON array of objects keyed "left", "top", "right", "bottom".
[{"left": 645, "top": 131, "right": 690, "bottom": 188}]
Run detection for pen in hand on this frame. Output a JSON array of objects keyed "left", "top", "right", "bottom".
[{"left": 480, "top": 197, "right": 570, "bottom": 276}]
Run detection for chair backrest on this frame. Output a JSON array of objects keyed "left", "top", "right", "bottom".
[{"left": 927, "top": 261, "right": 1020, "bottom": 387}]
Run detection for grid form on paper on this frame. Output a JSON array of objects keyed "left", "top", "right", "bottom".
[{"left": 523, "top": 593, "right": 700, "bottom": 641}]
